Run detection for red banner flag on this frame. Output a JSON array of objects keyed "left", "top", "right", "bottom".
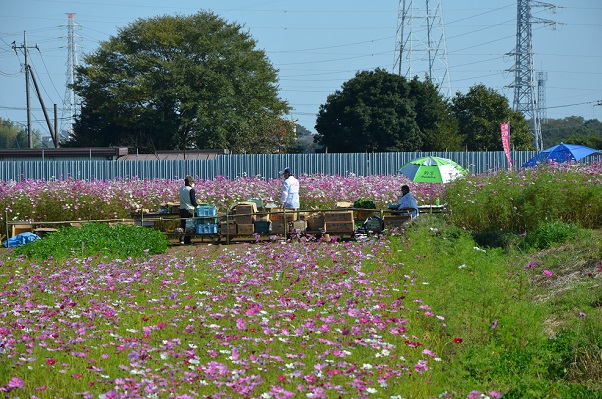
[{"left": 500, "top": 122, "right": 512, "bottom": 169}]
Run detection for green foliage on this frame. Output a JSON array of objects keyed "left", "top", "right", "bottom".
[
  {"left": 353, "top": 198, "right": 376, "bottom": 209},
  {"left": 451, "top": 84, "right": 535, "bottom": 151},
  {"left": 542, "top": 116, "right": 602, "bottom": 149},
  {"left": 13, "top": 223, "right": 169, "bottom": 260},
  {"left": 386, "top": 218, "right": 602, "bottom": 396},
  {"left": 0, "top": 117, "right": 42, "bottom": 148},
  {"left": 68, "top": 12, "right": 290, "bottom": 153},
  {"left": 526, "top": 221, "right": 581, "bottom": 250},
  {"left": 315, "top": 68, "right": 443, "bottom": 152},
  {"left": 445, "top": 166, "right": 602, "bottom": 233}
]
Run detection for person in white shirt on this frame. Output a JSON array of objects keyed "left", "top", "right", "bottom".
[
  {"left": 397, "top": 184, "right": 419, "bottom": 218},
  {"left": 280, "top": 167, "right": 300, "bottom": 210}
]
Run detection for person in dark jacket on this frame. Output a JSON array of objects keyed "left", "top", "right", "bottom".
[{"left": 179, "top": 175, "right": 198, "bottom": 245}]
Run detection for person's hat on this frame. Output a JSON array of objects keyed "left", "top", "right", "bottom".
[{"left": 281, "top": 167, "right": 292, "bottom": 175}]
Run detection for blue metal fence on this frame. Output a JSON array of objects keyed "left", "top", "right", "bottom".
[{"left": 2, "top": 151, "right": 599, "bottom": 181}]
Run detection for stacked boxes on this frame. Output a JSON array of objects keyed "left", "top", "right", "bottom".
[
  {"left": 234, "top": 202, "right": 257, "bottom": 235},
  {"left": 324, "top": 210, "right": 354, "bottom": 233},
  {"left": 196, "top": 223, "right": 218, "bottom": 234},
  {"left": 196, "top": 204, "right": 218, "bottom": 234},
  {"left": 305, "top": 212, "right": 325, "bottom": 232}
]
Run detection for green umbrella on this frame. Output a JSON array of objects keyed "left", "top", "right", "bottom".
[{"left": 398, "top": 156, "right": 467, "bottom": 184}]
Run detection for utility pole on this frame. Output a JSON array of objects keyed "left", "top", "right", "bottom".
[
  {"left": 12, "top": 32, "right": 57, "bottom": 148},
  {"left": 12, "top": 32, "right": 38, "bottom": 148}
]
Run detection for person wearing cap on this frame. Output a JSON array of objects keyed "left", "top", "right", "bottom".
[
  {"left": 280, "top": 167, "right": 300, "bottom": 210},
  {"left": 179, "top": 175, "right": 198, "bottom": 245}
]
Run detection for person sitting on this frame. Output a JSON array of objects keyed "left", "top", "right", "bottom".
[{"left": 397, "top": 184, "right": 419, "bottom": 218}]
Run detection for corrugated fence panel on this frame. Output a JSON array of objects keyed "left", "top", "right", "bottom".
[{"left": 2, "top": 151, "right": 601, "bottom": 181}]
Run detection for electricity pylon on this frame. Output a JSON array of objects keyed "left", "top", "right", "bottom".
[
  {"left": 507, "top": 0, "right": 556, "bottom": 151},
  {"left": 62, "top": 13, "right": 80, "bottom": 141},
  {"left": 394, "top": 0, "right": 452, "bottom": 98}
]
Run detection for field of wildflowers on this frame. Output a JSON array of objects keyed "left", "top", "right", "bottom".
[{"left": 1, "top": 164, "right": 601, "bottom": 398}]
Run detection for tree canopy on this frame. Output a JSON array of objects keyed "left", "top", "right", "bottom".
[
  {"left": 313, "top": 69, "right": 534, "bottom": 152},
  {"left": 67, "top": 12, "right": 293, "bottom": 153},
  {"left": 450, "top": 84, "right": 534, "bottom": 151},
  {"left": 314, "top": 69, "right": 440, "bottom": 152}
]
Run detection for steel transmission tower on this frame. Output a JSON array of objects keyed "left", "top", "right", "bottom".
[
  {"left": 537, "top": 71, "right": 548, "bottom": 123},
  {"left": 62, "top": 13, "right": 80, "bottom": 140},
  {"left": 394, "top": 0, "right": 451, "bottom": 98},
  {"left": 508, "top": 0, "right": 556, "bottom": 151}
]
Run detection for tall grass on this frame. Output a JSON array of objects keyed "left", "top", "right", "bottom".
[{"left": 445, "top": 162, "right": 602, "bottom": 233}]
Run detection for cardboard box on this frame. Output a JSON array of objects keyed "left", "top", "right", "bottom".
[
  {"left": 235, "top": 202, "right": 258, "bottom": 214},
  {"left": 324, "top": 211, "right": 354, "bottom": 223},
  {"left": 271, "top": 220, "right": 288, "bottom": 235},
  {"left": 269, "top": 211, "right": 297, "bottom": 222},
  {"left": 234, "top": 215, "right": 255, "bottom": 224},
  {"left": 355, "top": 209, "right": 377, "bottom": 221},
  {"left": 220, "top": 223, "right": 237, "bottom": 235},
  {"left": 305, "top": 212, "right": 325, "bottom": 231},
  {"left": 325, "top": 221, "right": 355, "bottom": 233},
  {"left": 290, "top": 220, "right": 307, "bottom": 234},
  {"left": 11, "top": 224, "right": 33, "bottom": 236},
  {"left": 335, "top": 201, "right": 354, "bottom": 208},
  {"left": 237, "top": 224, "right": 255, "bottom": 235}
]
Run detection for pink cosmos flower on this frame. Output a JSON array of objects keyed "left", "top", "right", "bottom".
[
  {"left": 543, "top": 270, "right": 553, "bottom": 277},
  {"left": 8, "top": 377, "right": 24, "bottom": 389}
]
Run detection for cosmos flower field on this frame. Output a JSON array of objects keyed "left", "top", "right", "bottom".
[
  {"left": 1, "top": 234, "right": 506, "bottom": 399},
  {"left": 2, "top": 166, "right": 601, "bottom": 398}
]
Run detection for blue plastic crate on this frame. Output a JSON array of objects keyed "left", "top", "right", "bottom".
[
  {"left": 196, "top": 205, "right": 217, "bottom": 217},
  {"left": 196, "top": 223, "right": 218, "bottom": 234},
  {"left": 197, "top": 216, "right": 219, "bottom": 224}
]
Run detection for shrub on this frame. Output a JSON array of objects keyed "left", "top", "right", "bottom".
[
  {"left": 526, "top": 221, "right": 581, "bottom": 250},
  {"left": 13, "top": 223, "right": 169, "bottom": 260}
]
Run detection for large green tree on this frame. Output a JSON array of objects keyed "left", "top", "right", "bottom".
[
  {"left": 67, "top": 12, "right": 292, "bottom": 153},
  {"left": 451, "top": 84, "right": 534, "bottom": 151},
  {"left": 314, "top": 69, "right": 450, "bottom": 152}
]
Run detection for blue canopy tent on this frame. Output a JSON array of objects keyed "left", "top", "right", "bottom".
[{"left": 522, "top": 143, "right": 602, "bottom": 168}]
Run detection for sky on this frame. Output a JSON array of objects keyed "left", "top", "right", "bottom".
[{"left": 1, "top": 0, "right": 601, "bottom": 140}]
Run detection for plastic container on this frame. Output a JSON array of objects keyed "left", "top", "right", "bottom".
[
  {"left": 196, "top": 223, "right": 218, "bottom": 234},
  {"left": 196, "top": 205, "right": 217, "bottom": 217},
  {"left": 254, "top": 221, "right": 271, "bottom": 234}
]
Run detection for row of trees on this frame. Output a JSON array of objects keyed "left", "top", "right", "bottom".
[
  {"left": 5, "top": 11, "right": 598, "bottom": 154},
  {"left": 0, "top": 119, "right": 42, "bottom": 148},
  {"left": 314, "top": 69, "right": 535, "bottom": 152}
]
